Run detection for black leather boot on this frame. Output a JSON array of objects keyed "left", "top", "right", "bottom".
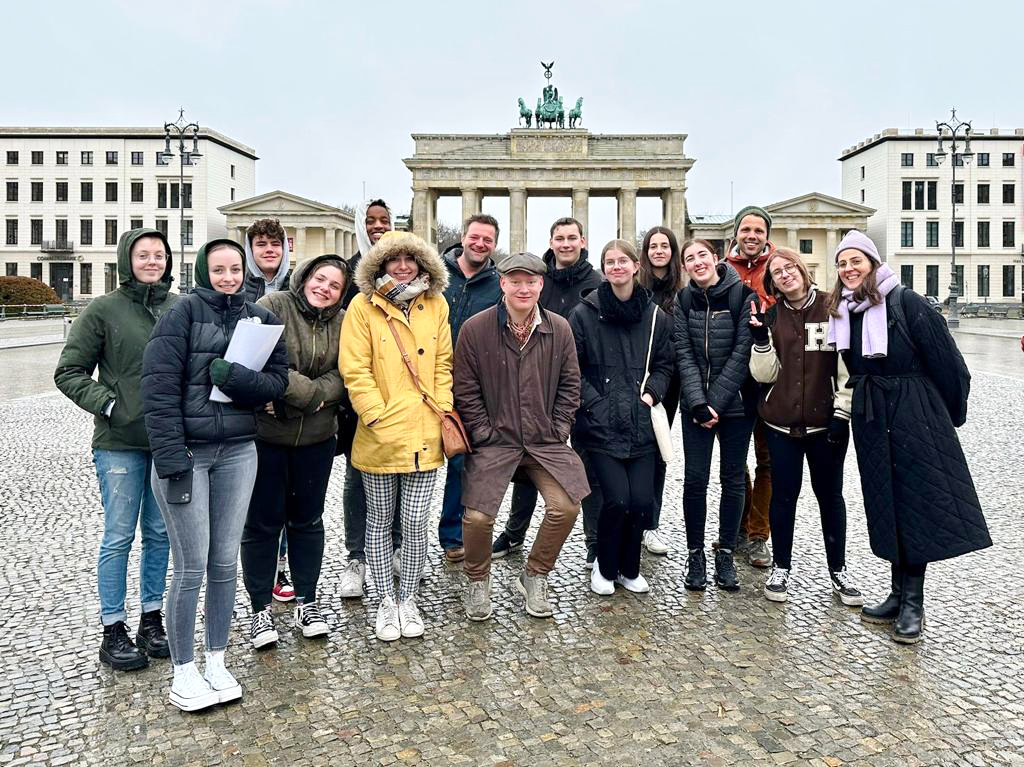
[
  {"left": 714, "top": 549, "right": 740, "bottom": 591},
  {"left": 99, "top": 621, "right": 149, "bottom": 671},
  {"left": 136, "top": 610, "right": 170, "bottom": 658},
  {"left": 892, "top": 573, "right": 925, "bottom": 644},
  {"left": 861, "top": 563, "right": 903, "bottom": 625},
  {"left": 684, "top": 549, "right": 707, "bottom": 591}
]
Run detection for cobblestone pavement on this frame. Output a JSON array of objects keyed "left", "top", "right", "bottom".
[{"left": 1, "top": 371, "right": 1022, "bottom": 766}]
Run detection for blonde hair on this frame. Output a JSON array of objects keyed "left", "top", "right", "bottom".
[{"left": 600, "top": 239, "right": 638, "bottom": 273}]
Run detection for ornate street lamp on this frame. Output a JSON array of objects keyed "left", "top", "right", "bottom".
[
  {"left": 933, "top": 108, "right": 972, "bottom": 328},
  {"left": 162, "top": 109, "right": 202, "bottom": 291}
]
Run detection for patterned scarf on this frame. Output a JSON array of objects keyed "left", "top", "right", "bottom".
[
  {"left": 374, "top": 272, "right": 430, "bottom": 314},
  {"left": 506, "top": 302, "right": 541, "bottom": 349}
]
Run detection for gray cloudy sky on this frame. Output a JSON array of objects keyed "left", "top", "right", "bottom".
[{"left": 8, "top": 0, "right": 1022, "bottom": 253}]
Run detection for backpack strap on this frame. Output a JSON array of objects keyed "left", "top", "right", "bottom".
[
  {"left": 679, "top": 289, "right": 692, "bottom": 317},
  {"left": 886, "top": 284, "right": 916, "bottom": 352}
]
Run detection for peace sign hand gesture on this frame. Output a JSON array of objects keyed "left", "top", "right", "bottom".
[{"left": 748, "top": 299, "right": 769, "bottom": 344}]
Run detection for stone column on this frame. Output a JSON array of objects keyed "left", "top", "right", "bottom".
[
  {"left": 572, "top": 188, "right": 589, "bottom": 237},
  {"left": 461, "top": 188, "right": 481, "bottom": 225},
  {"left": 825, "top": 227, "right": 839, "bottom": 287},
  {"left": 335, "top": 228, "right": 345, "bottom": 257},
  {"left": 787, "top": 228, "right": 799, "bottom": 250},
  {"left": 348, "top": 232, "right": 356, "bottom": 258},
  {"left": 662, "top": 188, "right": 686, "bottom": 244},
  {"left": 235, "top": 226, "right": 248, "bottom": 245},
  {"left": 510, "top": 187, "right": 527, "bottom": 254},
  {"left": 323, "top": 225, "right": 336, "bottom": 258},
  {"left": 293, "top": 226, "right": 306, "bottom": 261},
  {"left": 617, "top": 187, "right": 637, "bottom": 244},
  {"left": 412, "top": 187, "right": 431, "bottom": 243}
]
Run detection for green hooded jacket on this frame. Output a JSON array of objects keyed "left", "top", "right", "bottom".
[{"left": 54, "top": 228, "right": 177, "bottom": 451}]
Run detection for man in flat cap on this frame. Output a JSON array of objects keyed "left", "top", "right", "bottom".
[{"left": 453, "top": 252, "right": 590, "bottom": 620}]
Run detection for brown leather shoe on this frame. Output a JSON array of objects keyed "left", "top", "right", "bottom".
[{"left": 444, "top": 547, "right": 466, "bottom": 563}]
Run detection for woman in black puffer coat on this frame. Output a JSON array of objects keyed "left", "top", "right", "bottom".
[
  {"left": 142, "top": 239, "right": 287, "bottom": 713},
  {"left": 673, "top": 239, "right": 756, "bottom": 594}
]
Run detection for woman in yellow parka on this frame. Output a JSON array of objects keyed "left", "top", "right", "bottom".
[{"left": 339, "top": 231, "right": 452, "bottom": 642}]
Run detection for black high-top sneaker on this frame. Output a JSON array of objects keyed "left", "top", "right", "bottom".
[
  {"left": 99, "top": 621, "right": 149, "bottom": 671},
  {"left": 136, "top": 610, "right": 170, "bottom": 658},
  {"left": 861, "top": 564, "right": 903, "bottom": 625},
  {"left": 684, "top": 549, "right": 707, "bottom": 591},
  {"left": 714, "top": 549, "right": 740, "bottom": 591}
]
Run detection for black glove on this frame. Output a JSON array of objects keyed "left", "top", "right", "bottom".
[
  {"left": 692, "top": 404, "right": 714, "bottom": 425},
  {"left": 749, "top": 300, "right": 769, "bottom": 344},
  {"left": 827, "top": 416, "right": 850, "bottom": 446}
]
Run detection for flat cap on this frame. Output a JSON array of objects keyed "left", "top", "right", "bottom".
[{"left": 497, "top": 251, "right": 547, "bottom": 276}]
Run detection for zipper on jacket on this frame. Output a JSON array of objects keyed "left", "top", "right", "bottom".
[{"left": 703, "top": 288, "right": 711, "bottom": 391}]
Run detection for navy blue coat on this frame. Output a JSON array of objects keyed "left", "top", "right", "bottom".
[{"left": 441, "top": 245, "right": 502, "bottom": 346}]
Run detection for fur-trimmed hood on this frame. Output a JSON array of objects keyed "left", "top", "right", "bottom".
[{"left": 354, "top": 232, "right": 449, "bottom": 299}]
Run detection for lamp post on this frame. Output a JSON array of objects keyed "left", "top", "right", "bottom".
[
  {"left": 933, "top": 108, "right": 972, "bottom": 328},
  {"left": 161, "top": 109, "right": 202, "bottom": 291}
]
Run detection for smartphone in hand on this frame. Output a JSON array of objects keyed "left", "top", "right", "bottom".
[{"left": 166, "top": 470, "right": 193, "bottom": 504}]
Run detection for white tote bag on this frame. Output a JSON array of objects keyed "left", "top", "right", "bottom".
[{"left": 641, "top": 308, "right": 674, "bottom": 463}]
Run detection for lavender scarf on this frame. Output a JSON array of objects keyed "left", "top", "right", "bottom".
[{"left": 827, "top": 262, "right": 900, "bottom": 358}]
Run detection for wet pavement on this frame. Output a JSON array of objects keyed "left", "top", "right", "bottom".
[{"left": 0, "top": 325, "right": 1022, "bottom": 765}]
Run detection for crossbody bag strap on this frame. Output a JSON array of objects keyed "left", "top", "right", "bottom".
[
  {"left": 380, "top": 306, "right": 447, "bottom": 418},
  {"left": 640, "top": 304, "right": 657, "bottom": 394}
]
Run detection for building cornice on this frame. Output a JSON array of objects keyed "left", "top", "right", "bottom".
[
  {"left": 839, "top": 129, "right": 1024, "bottom": 161},
  {"left": 0, "top": 126, "right": 258, "bottom": 160}
]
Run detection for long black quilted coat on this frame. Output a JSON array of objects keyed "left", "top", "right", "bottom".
[
  {"left": 843, "top": 288, "right": 990, "bottom": 566},
  {"left": 673, "top": 263, "right": 755, "bottom": 419},
  {"left": 142, "top": 287, "right": 289, "bottom": 478}
]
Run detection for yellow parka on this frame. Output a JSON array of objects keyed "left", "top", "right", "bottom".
[{"left": 339, "top": 232, "right": 453, "bottom": 474}]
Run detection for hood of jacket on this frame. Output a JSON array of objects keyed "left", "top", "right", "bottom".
[
  {"left": 195, "top": 238, "right": 247, "bottom": 292},
  {"left": 116, "top": 228, "right": 174, "bottom": 301},
  {"left": 543, "top": 247, "right": 596, "bottom": 285},
  {"left": 243, "top": 226, "right": 291, "bottom": 294},
  {"left": 442, "top": 243, "right": 499, "bottom": 285},
  {"left": 354, "top": 231, "right": 449, "bottom": 299},
  {"left": 289, "top": 253, "right": 348, "bottom": 322}
]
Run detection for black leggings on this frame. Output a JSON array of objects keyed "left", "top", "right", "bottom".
[
  {"left": 588, "top": 451, "right": 656, "bottom": 581},
  {"left": 764, "top": 428, "right": 847, "bottom": 571}
]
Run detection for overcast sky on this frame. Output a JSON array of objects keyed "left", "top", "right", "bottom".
[{"left": 8, "top": 0, "right": 1022, "bottom": 254}]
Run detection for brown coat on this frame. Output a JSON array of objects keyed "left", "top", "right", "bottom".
[{"left": 454, "top": 302, "right": 590, "bottom": 516}]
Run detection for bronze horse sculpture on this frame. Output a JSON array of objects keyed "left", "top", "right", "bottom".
[{"left": 517, "top": 98, "right": 533, "bottom": 128}]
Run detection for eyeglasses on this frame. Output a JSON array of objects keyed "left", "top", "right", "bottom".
[
  {"left": 134, "top": 253, "right": 167, "bottom": 263},
  {"left": 769, "top": 264, "right": 798, "bottom": 279}
]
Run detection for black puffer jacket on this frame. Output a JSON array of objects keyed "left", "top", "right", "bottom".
[
  {"left": 142, "top": 287, "right": 289, "bottom": 478},
  {"left": 539, "top": 248, "right": 603, "bottom": 318},
  {"left": 569, "top": 283, "right": 673, "bottom": 459},
  {"left": 673, "top": 263, "right": 755, "bottom": 419}
]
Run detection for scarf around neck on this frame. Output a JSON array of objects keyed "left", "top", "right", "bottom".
[
  {"left": 374, "top": 272, "right": 430, "bottom": 313},
  {"left": 827, "top": 262, "right": 900, "bottom": 358}
]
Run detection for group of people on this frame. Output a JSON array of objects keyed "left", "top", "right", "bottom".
[{"left": 54, "top": 200, "right": 991, "bottom": 713}]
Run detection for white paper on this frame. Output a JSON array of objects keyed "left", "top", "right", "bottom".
[{"left": 209, "top": 319, "right": 285, "bottom": 403}]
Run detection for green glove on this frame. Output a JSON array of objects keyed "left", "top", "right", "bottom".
[{"left": 210, "top": 358, "right": 232, "bottom": 387}]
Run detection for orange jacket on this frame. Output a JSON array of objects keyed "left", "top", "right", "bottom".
[{"left": 725, "top": 242, "right": 777, "bottom": 307}]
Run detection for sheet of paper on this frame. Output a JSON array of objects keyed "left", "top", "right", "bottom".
[{"left": 209, "top": 319, "right": 284, "bottom": 403}]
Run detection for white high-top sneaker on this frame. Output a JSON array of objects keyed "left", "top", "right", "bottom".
[
  {"left": 169, "top": 662, "right": 220, "bottom": 712},
  {"left": 203, "top": 650, "right": 242, "bottom": 704}
]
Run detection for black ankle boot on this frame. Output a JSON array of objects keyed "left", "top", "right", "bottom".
[
  {"left": 861, "top": 563, "right": 903, "bottom": 624},
  {"left": 684, "top": 549, "right": 707, "bottom": 591},
  {"left": 892, "top": 573, "right": 925, "bottom": 644},
  {"left": 99, "top": 621, "right": 149, "bottom": 671},
  {"left": 136, "top": 610, "right": 170, "bottom": 658},
  {"left": 714, "top": 549, "right": 740, "bottom": 591}
]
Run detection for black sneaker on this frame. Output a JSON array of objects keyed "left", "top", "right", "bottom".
[
  {"left": 684, "top": 549, "right": 707, "bottom": 591},
  {"left": 492, "top": 532, "right": 523, "bottom": 559},
  {"left": 830, "top": 568, "right": 865, "bottom": 607},
  {"left": 135, "top": 610, "right": 170, "bottom": 658},
  {"left": 250, "top": 608, "right": 279, "bottom": 650},
  {"left": 714, "top": 550, "right": 740, "bottom": 591},
  {"left": 99, "top": 621, "right": 149, "bottom": 671},
  {"left": 763, "top": 566, "right": 790, "bottom": 603},
  {"left": 584, "top": 547, "right": 596, "bottom": 571}
]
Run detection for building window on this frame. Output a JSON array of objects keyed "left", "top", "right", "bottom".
[
  {"left": 6, "top": 151, "right": 18, "bottom": 165},
  {"left": 1003, "top": 265, "right": 1016, "bottom": 297},
  {"left": 914, "top": 181, "right": 925, "bottom": 209},
  {"left": 977, "top": 265, "right": 990, "bottom": 298},
  {"left": 131, "top": 181, "right": 143, "bottom": 203},
  {"left": 977, "top": 153, "right": 990, "bottom": 167},
  {"left": 1003, "top": 153, "right": 1015, "bottom": 167},
  {"left": 104, "top": 263, "right": 118, "bottom": 293},
  {"left": 31, "top": 151, "right": 43, "bottom": 165},
  {"left": 157, "top": 183, "right": 167, "bottom": 209},
  {"left": 30, "top": 262, "right": 41, "bottom": 281},
  {"left": 80, "top": 218, "right": 92, "bottom": 246},
  {"left": 926, "top": 265, "right": 939, "bottom": 297},
  {"left": 130, "top": 218, "right": 143, "bottom": 230},
  {"left": 155, "top": 218, "right": 169, "bottom": 237},
  {"left": 953, "top": 153, "right": 964, "bottom": 167},
  {"left": 183, "top": 219, "right": 193, "bottom": 246},
  {"left": 978, "top": 221, "right": 990, "bottom": 248},
  {"left": 230, "top": 164, "right": 236, "bottom": 179},
  {"left": 170, "top": 183, "right": 180, "bottom": 209},
  {"left": 183, "top": 263, "right": 193, "bottom": 291},
  {"left": 156, "top": 152, "right": 169, "bottom": 166},
  {"left": 927, "top": 181, "right": 937, "bottom": 210},
  {"left": 31, "top": 181, "right": 43, "bottom": 202},
  {"left": 952, "top": 183, "right": 964, "bottom": 205},
  {"left": 926, "top": 220, "right": 939, "bottom": 247},
  {"left": 5, "top": 263, "right": 16, "bottom": 276},
  {"left": 30, "top": 218, "right": 42, "bottom": 245},
  {"left": 926, "top": 153, "right": 938, "bottom": 167},
  {"left": 900, "top": 221, "right": 914, "bottom": 248},
  {"left": 977, "top": 183, "right": 990, "bottom": 204},
  {"left": 131, "top": 151, "right": 144, "bottom": 166},
  {"left": 105, "top": 219, "right": 118, "bottom": 246},
  {"left": 952, "top": 221, "right": 964, "bottom": 248},
  {"left": 5, "top": 181, "right": 17, "bottom": 202},
  {"left": 793, "top": 239, "right": 810, "bottom": 255},
  {"left": 81, "top": 151, "right": 93, "bottom": 166},
  {"left": 105, "top": 151, "right": 118, "bottom": 165},
  {"left": 1003, "top": 184, "right": 1015, "bottom": 204},
  {"left": 1004, "top": 221, "right": 1016, "bottom": 248},
  {"left": 56, "top": 181, "right": 68, "bottom": 202},
  {"left": 56, "top": 151, "right": 68, "bottom": 165},
  {"left": 900, "top": 264, "right": 914, "bottom": 288},
  {"left": 182, "top": 152, "right": 195, "bottom": 166},
  {"left": 182, "top": 183, "right": 192, "bottom": 209},
  {"left": 5, "top": 220, "right": 17, "bottom": 245},
  {"left": 901, "top": 153, "right": 913, "bottom": 167},
  {"left": 105, "top": 182, "right": 117, "bottom": 203},
  {"left": 230, "top": 187, "right": 236, "bottom": 201},
  {"left": 55, "top": 219, "right": 68, "bottom": 243},
  {"left": 953, "top": 264, "right": 964, "bottom": 297},
  {"left": 901, "top": 181, "right": 911, "bottom": 210},
  {"left": 80, "top": 263, "right": 92, "bottom": 294},
  {"left": 80, "top": 181, "right": 93, "bottom": 202}
]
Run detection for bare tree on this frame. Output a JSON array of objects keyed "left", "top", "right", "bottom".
[{"left": 436, "top": 221, "right": 462, "bottom": 252}]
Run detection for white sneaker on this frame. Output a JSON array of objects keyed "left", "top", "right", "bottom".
[
  {"left": 169, "top": 662, "right": 220, "bottom": 712},
  {"left": 338, "top": 560, "right": 366, "bottom": 599},
  {"left": 203, "top": 651, "right": 242, "bottom": 704},
  {"left": 764, "top": 566, "right": 791, "bottom": 603},
  {"left": 392, "top": 548, "right": 431, "bottom": 581},
  {"left": 374, "top": 596, "right": 401, "bottom": 642},
  {"left": 250, "top": 608, "right": 278, "bottom": 649},
  {"left": 643, "top": 529, "right": 670, "bottom": 555},
  {"left": 398, "top": 597, "right": 425, "bottom": 638},
  {"left": 615, "top": 573, "right": 650, "bottom": 593},
  {"left": 295, "top": 601, "right": 329, "bottom": 638},
  {"left": 590, "top": 561, "right": 615, "bottom": 596}
]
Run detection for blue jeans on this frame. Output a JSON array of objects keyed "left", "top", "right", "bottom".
[
  {"left": 438, "top": 454, "right": 465, "bottom": 550},
  {"left": 151, "top": 441, "right": 258, "bottom": 665},
  {"left": 93, "top": 449, "right": 168, "bottom": 626}
]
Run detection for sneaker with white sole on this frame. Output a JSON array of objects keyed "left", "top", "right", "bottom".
[
  {"left": 203, "top": 651, "right": 242, "bottom": 704},
  {"left": 584, "top": 546, "right": 596, "bottom": 570},
  {"left": 272, "top": 569, "right": 295, "bottom": 602},
  {"left": 830, "top": 568, "right": 865, "bottom": 607},
  {"left": 465, "top": 577, "right": 493, "bottom": 621},
  {"left": 250, "top": 607, "right": 279, "bottom": 649},
  {"left": 169, "top": 662, "right": 220, "bottom": 712},
  {"left": 764, "top": 566, "right": 790, "bottom": 603},
  {"left": 615, "top": 573, "right": 650, "bottom": 593},
  {"left": 398, "top": 597, "right": 425, "bottom": 638},
  {"left": 338, "top": 560, "right": 366, "bottom": 599},
  {"left": 746, "top": 538, "right": 772, "bottom": 568},
  {"left": 296, "top": 601, "right": 329, "bottom": 638},
  {"left": 642, "top": 529, "right": 670, "bottom": 555},
  {"left": 514, "top": 571, "right": 554, "bottom": 618},
  {"left": 492, "top": 532, "right": 524, "bottom": 559},
  {"left": 374, "top": 596, "right": 401, "bottom": 642},
  {"left": 590, "top": 561, "right": 615, "bottom": 596}
]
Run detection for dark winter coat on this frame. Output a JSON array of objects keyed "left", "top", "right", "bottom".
[
  {"left": 644, "top": 272, "right": 683, "bottom": 423},
  {"left": 255, "top": 255, "right": 347, "bottom": 447},
  {"left": 569, "top": 283, "right": 673, "bottom": 459},
  {"left": 673, "top": 263, "right": 756, "bottom": 419},
  {"left": 453, "top": 302, "right": 590, "bottom": 517},
  {"left": 340, "top": 252, "right": 362, "bottom": 311},
  {"left": 842, "top": 287, "right": 990, "bottom": 566},
  {"left": 243, "top": 269, "right": 291, "bottom": 303},
  {"left": 54, "top": 228, "right": 178, "bottom": 451},
  {"left": 142, "top": 241, "right": 289, "bottom": 478},
  {"left": 441, "top": 244, "right": 502, "bottom": 346},
  {"left": 539, "top": 248, "right": 603, "bottom": 318}
]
